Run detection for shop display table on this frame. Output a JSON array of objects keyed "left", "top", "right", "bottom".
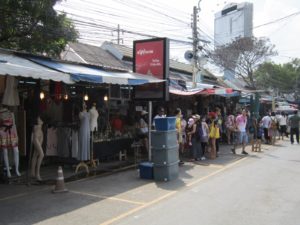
[{"left": 93, "top": 138, "right": 133, "bottom": 161}]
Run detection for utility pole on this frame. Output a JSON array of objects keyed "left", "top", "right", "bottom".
[
  {"left": 192, "top": 6, "right": 198, "bottom": 88},
  {"left": 191, "top": 1, "right": 201, "bottom": 88},
  {"left": 117, "top": 24, "right": 120, "bottom": 45}
]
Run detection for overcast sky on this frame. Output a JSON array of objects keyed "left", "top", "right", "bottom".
[{"left": 56, "top": 0, "right": 300, "bottom": 64}]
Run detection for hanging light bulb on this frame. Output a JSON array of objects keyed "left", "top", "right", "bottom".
[
  {"left": 64, "top": 94, "right": 68, "bottom": 100},
  {"left": 84, "top": 94, "right": 89, "bottom": 101},
  {"left": 40, "top": 91, "right": 45, "bottom": 100},
  {"left": 104, "top": 95, "right": 108, "bottom": 101}
]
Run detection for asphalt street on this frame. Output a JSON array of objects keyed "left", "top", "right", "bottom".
[
  {"left": 0, "top": 140, "right": 299, "bottom": 225},
  {"left": 112, "top": 141, "right": 300, "bottom": 225}
]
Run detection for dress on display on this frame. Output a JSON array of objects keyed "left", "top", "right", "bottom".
[
  {"left": 46, "top": 127, "right": 57, "bottom": 156},
  {"left": 2, "top": 76, "right": 20, "bottom": 106},
  {"left": 78, "top": 111, "right": 90, "bottom": 161},
  {"left": 0, "top": 110, "right": 18, "bottom": 148}
]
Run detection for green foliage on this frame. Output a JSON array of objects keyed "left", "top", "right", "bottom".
[
  {"left": 0, "top": 0, "right": 78, "bottom": 56},
  {"left": 255, "top": 59, "right": 300, "bottom": 95}
]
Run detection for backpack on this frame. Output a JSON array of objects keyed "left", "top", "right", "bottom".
[{"left": 271, "top": 118, "right": 277, "bottom": 129}]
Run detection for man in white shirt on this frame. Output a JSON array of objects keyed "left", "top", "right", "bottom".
[
  {"left": 152, "top": 107, "right": 166, "bottom": 129},
  {"left": 277, "top": 111, "right": 288, "bottom": 140},
  {"left": 261, "top": 113, "right": 272, "bottom": 144}
]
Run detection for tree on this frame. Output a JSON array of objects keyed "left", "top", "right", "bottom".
[
  {"left": 255, "top": 59, "right": 300, "bottom": 98},
  {"left": 0, "top": 0, "right": 78, "bottom": 57},
  {"left": 209, "top": 36, "right": 277, "bottom": 89}
]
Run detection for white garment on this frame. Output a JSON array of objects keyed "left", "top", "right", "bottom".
[
  {"left": 78, "top": 111, "right": 90, "bottom": 161},
  {"left": 277, "top": 115, "right": 287, "bottom": 126},
  {"left": 152, "top": 114, "right": 166, "bottom": 127},
  {"left": 261, "top": 116, "right": 271, "bottom": 129},
  {"left": 201, "top": 122, "right": 208, "bottom": 137},
  {"left": 2, "top": 76, "right": 20, "bottom": 106},
  {"left": 140, "top": 118, "right": 148, "bottom": 134},
  {"left": 89, "top": 106, "right": 99, "bottom": 132}
]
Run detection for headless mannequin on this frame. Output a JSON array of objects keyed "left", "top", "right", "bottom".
[
  {"left": 0, "top": 107, "right": 20, "bottom": 178},
  {"left": 31, "top": 117, "right": 44, "bottom": 181},
  {"left": 76, "top": 102, "right": 90, "bottom": 173},
  {"left": 89, "top": 103, "right": 99, "bottom": 132}
]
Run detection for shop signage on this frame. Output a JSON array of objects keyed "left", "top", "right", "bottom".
[{"left": 133, "top": 38, "right": 169, "bottom": 101}]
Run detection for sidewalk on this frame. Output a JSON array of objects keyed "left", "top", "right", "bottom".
[{"left": 0, "top": 141, "right": 280, "bottom": 225}]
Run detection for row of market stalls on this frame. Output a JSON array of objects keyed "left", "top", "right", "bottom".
[{"left": 0, "top": 42, "right": 241, "bottom": 183}]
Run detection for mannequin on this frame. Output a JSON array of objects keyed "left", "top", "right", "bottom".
[
  {"left": 0, "top": 107, "right": 20, "bottom": 178},
  {"left": 76, "top": 102, "right": 90, "bottom": 173},
  {"left": 31, "top": 117, "right": 44, "bottom": 181},
  {"left": 78, "top": 102, "right": 90, "bottom": 161},
  {"left": 89, "top": 103, "right": 99, "bottom": 132}
]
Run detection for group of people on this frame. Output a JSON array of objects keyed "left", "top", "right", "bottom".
[
  {"left": 135, "top": 106, "right": 300, "bottom": 163},
  {"left": 174, "top": 107, "right": 226, "bottom": 161},
  {"left": 260, "top": 110, "right": 300, "bottom": 145}
]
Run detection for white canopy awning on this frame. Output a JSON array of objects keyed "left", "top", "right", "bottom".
[{"left": 0, "top": 51, "right": 74, "bottom": 84}]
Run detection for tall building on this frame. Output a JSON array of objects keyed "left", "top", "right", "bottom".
[
  {"left": 214, "top": 2, "right": 253, "bottom": 81},
  {"left": 214, "top": 2, "right": 253, "bottom": 46}
]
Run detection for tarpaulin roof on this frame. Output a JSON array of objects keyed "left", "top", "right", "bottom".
[
  {"left": 29, "top": 57, "right": 165, "bottom": 85},
  {"left": 0, "top": 51, "right": 74, "bottom": 84},
  {"left": 169, "top": 80, "right": 240, "bottom": 97}
]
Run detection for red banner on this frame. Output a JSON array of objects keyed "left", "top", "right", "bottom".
[
  {"left": 135, "top": 40, "right": 164, "bottom": 79},
  {"left": 133, "top": 38, "right": 169, "bottom": 101}
]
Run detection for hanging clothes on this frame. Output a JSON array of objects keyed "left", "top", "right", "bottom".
[
  {"left": 78, "top": 111, "right": 90, "bottom": 161},
  {"left": 71, "top": 130, "right": 79, "bottom": 158},
  {"left": 2, "top": 76, "right": 20, "bottom": 106},
  {"left": 0, "top": 110, "right": 18, "bottom": 148},
  {"left": 46, "top": 127, "right": 58, "bottom": 156},
  {"left": 57, "top": 127, "right": 71, "bottom": 158}
]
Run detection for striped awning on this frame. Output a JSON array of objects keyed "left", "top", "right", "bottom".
[{"left": 0, "top": 51, "right": 74, "bottom": 84}]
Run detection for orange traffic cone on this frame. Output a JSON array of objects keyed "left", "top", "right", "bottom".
[{"left": 52, "top": 166, "right": 68, "bottom": 193}]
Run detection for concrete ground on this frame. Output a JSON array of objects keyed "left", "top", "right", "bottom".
[{"left": 0, "top": 142, "right": 280, "bottom": 225}]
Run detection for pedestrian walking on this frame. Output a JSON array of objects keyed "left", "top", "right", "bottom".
[
  {"left": 261, "top": 112, "right": 272, "bottom": 144},
  {"left": 232, "top": 109, "right": 248, "bottom": 155},
  {"left": 247, "top": 113, "right": 257, "bottom": 152},
  {"left": 269, "top": 112, "right": 278, "bottom": 145},
  {"left": 200, "top": 116, "right": 209, "bottom": 160},
  {"left": 277, "top": 111, "right": 288, "bottom": 140},
  {"left": 289, "top": 110, "right": 300, "bottom": 144},
  {"left": 175, "top": 108, "right": 185, "bottom": 164},
  {"left": 225, "top": 111, "right": 235, "bottom": 144},
  {"left": 187, "top": 114, "right": 202, "bottom": 161},
  {"left": 208, "top": 112, "right": 219, "bottom": 159}
]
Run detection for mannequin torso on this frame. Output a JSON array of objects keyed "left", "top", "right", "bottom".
[
  {"left": 89, "top": 106, "right": 99, "bottom": 132},
  {"left": 33, "top": 117, "right": 43, "bottom": 144}
]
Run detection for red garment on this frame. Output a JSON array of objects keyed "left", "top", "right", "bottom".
[
  {"left": 111, "top": 118, "right": 123, "bottom": 131},
  {"left": 54, "top": 82, "right": 62, "bottom": 103},
  {"left": 0, "top": 111, "right": 18, "bottom": 148}
]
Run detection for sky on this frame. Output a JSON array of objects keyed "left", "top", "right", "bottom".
[{"left": 55, "top": 0, "right": 300, "bottom": 65}]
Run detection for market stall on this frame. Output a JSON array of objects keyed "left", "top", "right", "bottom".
[{"left": 0, "top": 48, "right": 165, "bottom": 182}]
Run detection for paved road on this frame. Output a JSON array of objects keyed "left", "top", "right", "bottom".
[
  {"left": 112, "top": 141, "right": 300, "bottom": 225},
  {"left": 1, "top": 141, "right": 299, "bottom": 225}
]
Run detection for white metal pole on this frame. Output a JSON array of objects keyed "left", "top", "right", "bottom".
[{"left": 148, "top": 101, "right": 152, "bottom": 162}]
